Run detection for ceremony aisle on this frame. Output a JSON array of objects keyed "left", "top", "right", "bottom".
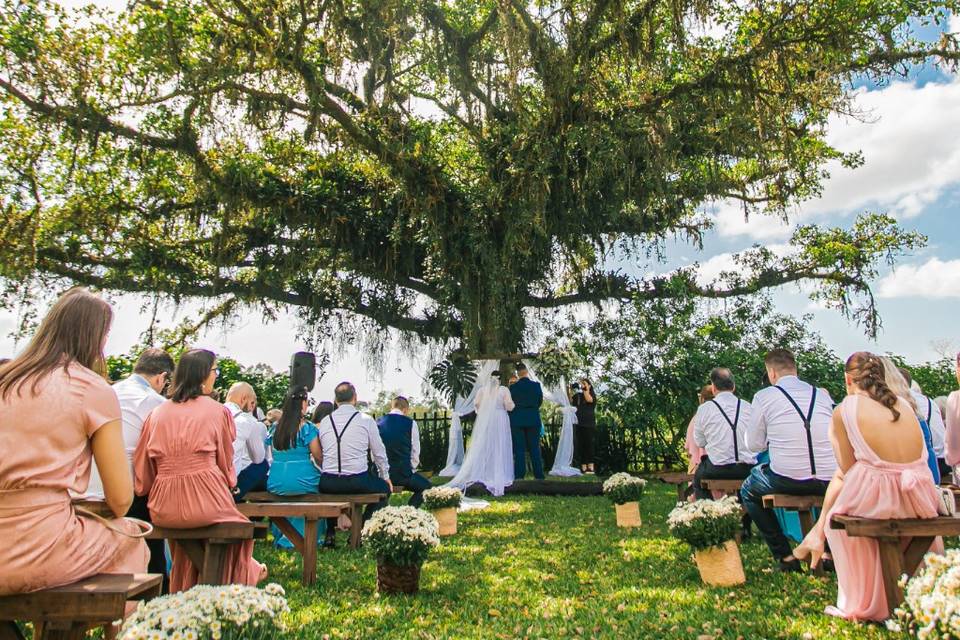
[{"left": 254, "top": 482, "right": 913, "bottom": 640}]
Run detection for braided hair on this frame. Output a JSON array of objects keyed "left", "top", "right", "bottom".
[{"left": 845, "top": 352, "right": 901, "bottom": 421}]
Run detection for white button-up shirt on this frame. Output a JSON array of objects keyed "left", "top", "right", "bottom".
[
  {"left": 911, "top": 390, "right": 946, "bottom": 458},
  {"left": 693, "top": 391, "right": 757, "bottom": 466},
  {"left": 225, "top": 401, "right": 268, "bottom": 474},
  {"left": 318, "top": 405, "right": 390, "bottom": 478},
  {"left": 748, "top": 375, "right": 837, "bottom": 481},
  {"left": 388, "top": 409, "right": 421, "bottom": 470},
  {"left": 85, "top": 374, "right": 166, "bottom": 499}
]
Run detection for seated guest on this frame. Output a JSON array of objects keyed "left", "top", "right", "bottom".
[
  {"left": 0, "top": 288, "right": 148, "bottom": 595},
  {"left": 693, "top": 368, "right": 756, "bottom": 499},
  {"left": 224, "top": 382, "right": 269, "bottom": 500},
  {"left": 378, "top": 396, "right": 432, "bottom": 507},
  {"left": 948, "top": 352, "right": 960, "bottom": 474},
  {"left": 265, "top": 408, "right": 282, "bottom": 428},
  {"left": 740, "top": 348, "right": 837, "bottom": 572},
  {"left": 266, "top": 386, "right": 322, "bottom": 496},
  {"left": 794, "top": 352, "right": 942, "bottom": 620},
  {"left": 900, "top": 368, "right": 950, "bottom": 480},
  {"left": 882, "top": 360, "right": 938, "bottom": 484},
  {"left": 686, "top": 385, "right": 715, "bottom": 474},
  {"left": 311, "top": 400, "right": 334, "bottom": 425},
  {"left": 317, "top": 382, "right": 392, "bottom": 545},
  {"left": 134, "top": 349, "right": 266, "bottom": 592}
]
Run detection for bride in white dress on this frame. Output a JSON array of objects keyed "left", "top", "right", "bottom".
[{"left": 446, "top": 371, "right": 515, "bottom": 497}]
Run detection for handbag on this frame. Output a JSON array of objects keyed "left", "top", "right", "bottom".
[
  {"left": 75, "top": 505, "right": 154, "bottom": 538},
  {"left": 936, "top": 487, "right": 958, "bottom": 517}
]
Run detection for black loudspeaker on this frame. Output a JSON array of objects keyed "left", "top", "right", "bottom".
[{"left": 290, "top": 352, "right": 317, "bottom": 391}]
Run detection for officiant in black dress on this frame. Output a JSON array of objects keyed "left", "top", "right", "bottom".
[{"left": 570, "top": 378, "right": 597, "bottom": 474}]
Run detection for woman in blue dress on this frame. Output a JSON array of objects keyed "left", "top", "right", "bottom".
[{"left": 266, "top": 386, "right": 326, "bottom": 546}]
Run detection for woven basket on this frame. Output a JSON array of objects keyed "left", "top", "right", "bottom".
[
  {"left": 432, "top": 507, "right": 458, "bottom": 536},
  {"left": 615, "top": 501, "right": 642, "bottom": 528},
  {"left": 377, "top": 561, "right": 422, "bottom": 594},
  {"left": 693, "top": 540, "right": 746, "bottom": 586}
]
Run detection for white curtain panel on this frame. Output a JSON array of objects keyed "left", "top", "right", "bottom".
[
  {"left": 439, "top": 359, "right": 500, "bottom": 476},
  {"left": 526, "top": 363, "right": 582, "bottom": 477}
]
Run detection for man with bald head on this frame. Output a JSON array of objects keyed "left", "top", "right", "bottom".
[{"left": 225, "top": 381, "right": 269, "bottom": 500}]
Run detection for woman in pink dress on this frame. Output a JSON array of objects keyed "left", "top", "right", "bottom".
[
  {"left": 795, "top": 352, "right": 942, "bottom": 621},
  {"left": 945, "top": 352, "right": 960, "bottom": 473},
  {"left": 134, "top": 348, "right": 266, "bottom": 592},
  {"left": 0, "top": 288, "right": 148, "bottom": 595}
]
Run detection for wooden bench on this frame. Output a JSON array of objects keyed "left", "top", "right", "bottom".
[
  {"left": 236, "top": 502, "right": 349, "bottom": 585},
  {"left": 702, "top": 479, "right": 743, "bottom": 496},
  {"left": 0, "top": 573, "right": 161, "bottom": 640},
  {"left": 763, "top": 494, "right": 825, "bottom": 574},
  {"left": 651, "top": 472, "right": 693, "bottom": 502},
  {"left": 830, "top": 515, "right": 960, "bottom": 609},
  {"left": 72, "top": 499, "right": 266, "bottom": 586},
  {"left": 245, "top": 492, "right": 387, "bottom": 549}
]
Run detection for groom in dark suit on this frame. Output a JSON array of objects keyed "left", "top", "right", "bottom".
[{"left": 509, "top": 362, "right": 545, "bottom": 480}]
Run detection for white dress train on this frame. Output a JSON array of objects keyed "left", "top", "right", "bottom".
[{"left": 445, "top": 383, "right": 515, "bottom": 497}]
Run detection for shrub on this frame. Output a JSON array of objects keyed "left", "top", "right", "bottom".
[
  {"left": 422, "top": 487, "right": 463, "bottom": 510},
  {"left": 602, "top": 472, "right": 647, "bottom": 504},
  {"left": 667, "top": 496, "right": 743, "bottom": 551},
  {"left": 361, "top": 506, "right": 440, "bottom": 567},
  {"left": 119, "top": 583, "right": 288, "bottom": 639}
]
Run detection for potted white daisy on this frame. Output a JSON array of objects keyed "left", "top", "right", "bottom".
[
  {"left": 602, "top": 472, "right": 647, "bottom": 527},
  {"left": 888, "top": 548, "right": 960, "bottom": 638},
  {"left": 421, "top": 486, "right": 463, "bottom": 536},
  {"left": 667, "top": 496, "right": 746, "bottom": 586},
  {"left": 119, "top": 583, "right": 289, "bottom": 639},
  {"left": 362, "top": 506, "right": 440, "bottom": 594}
]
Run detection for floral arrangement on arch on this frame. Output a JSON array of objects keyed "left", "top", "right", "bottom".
[
  {"left": 532, "top": 341, "right": 581, "bottom": 387},
  {"left": 888, "top": 548, "right": 960, "bottom": 639},
  {"left": 422, "top": 486, "right": 463, "bottom": 511},
  {"left": 119, "top": 583, "right": 289, "bottom": 639},
  {"left": 667, "top": 496, "right": 743, "bottom": 551},
  {"left": 361, "top": 506, "right": 440, "bottom": 567},
  {"left": 602, "top": 473, "right": 647, "bottom": 505}
]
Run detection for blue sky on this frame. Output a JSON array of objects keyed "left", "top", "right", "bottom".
[{"left": 0, "top": 7, "right": 958, "bottom": 400}]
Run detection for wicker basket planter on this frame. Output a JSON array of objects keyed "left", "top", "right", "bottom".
[
  {"left": 693, "top": 540, "right": 746, "bottom": 586},
  {"left": 431, "top": 507, "right": 458, "bottom": 536},
  {"left": 377, "top": 561, "right": 422, "bottom": 594},
  {"left": 615, "top": 501, "right": 642, "bottom": 528}
]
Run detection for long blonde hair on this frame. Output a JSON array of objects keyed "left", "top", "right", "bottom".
[
  {"left": 0, "top": 288, "right": 112, "bottom": 400},
  {"left": 878, "top": 355, "right": 918, "bottom": 416}
]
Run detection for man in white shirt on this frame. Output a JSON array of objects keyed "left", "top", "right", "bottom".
[
  {"left": 692, "top": 368, "right": 756, "bottom": 500},
  {"left": 740, "top": 349, "right": 837, "bottom": 572},
  {"left": 224, "top": 382, "right": 269, "bottom": 500},
  {"left": 377, "top": 396, "right": 432, "bottom": 507},
  {"left": 900, "top": 367, "right": 950, "bottom": 479},
  {"left": 317, "top": 382, "right": 392, "bottom": 543}
]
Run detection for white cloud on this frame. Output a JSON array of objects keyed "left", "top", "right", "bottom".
[
  {"left": 878, "top": 258, "right": 960, "bottom": 299},
  {"left": 714, "top": 74, "right": 960, "bottom": 239}
]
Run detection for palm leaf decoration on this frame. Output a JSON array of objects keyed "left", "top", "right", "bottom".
[{"left": 428, "top": 357, "right": 478, "bottom": 406}]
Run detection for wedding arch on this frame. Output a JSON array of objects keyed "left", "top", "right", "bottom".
[{"left": 439, "top": 360, "right": 580, "bottom": 478}]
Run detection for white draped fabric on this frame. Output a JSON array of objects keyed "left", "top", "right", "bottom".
[
  {"left": 439, "top": 359, "right": 499, "bottom": 477},
  {"left": 525, "top": 363, "right": 582, "bottom": 477}
]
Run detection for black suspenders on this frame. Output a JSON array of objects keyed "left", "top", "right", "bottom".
[
  {"left": 709, "top": 398, "right": 742, "bottom": 462},
  {"left": 329, "top": 412, "right": 360, "bottom": 474},
  {"left": 774, "top": 385, "right": 819, "bottom": 475}
]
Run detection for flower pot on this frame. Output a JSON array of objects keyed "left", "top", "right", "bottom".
[
  {"left": 377, "top": 561, "right": 422, "bottom": 594},
  {"left": 615, "top": 501, "right": 642, "bottom": 528},
  {"left": 693, "top": 540, "right": 746, "bottom": 586},
  {"left": 432, "top": 507, "right": 458, "bottom": 536}
]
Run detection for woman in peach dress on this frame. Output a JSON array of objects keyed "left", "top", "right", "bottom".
[
  {"left": 134, "top": 348, "right": 266, "bottom": 592},
  {"left": 795, "top": 352, "right": 942, "bottom": 621},
  {"left": 0, "top": 288, "right": 148, "bottom": 595}
]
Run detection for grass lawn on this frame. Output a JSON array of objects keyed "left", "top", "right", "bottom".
[{"left": 261, "top": 483, "right": 896, "bottom": 640}]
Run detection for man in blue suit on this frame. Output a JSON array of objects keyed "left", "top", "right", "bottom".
[{"left": 509, "top": 362, "right": 545, "bottom": 480}]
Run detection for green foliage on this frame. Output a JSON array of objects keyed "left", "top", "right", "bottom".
[
  {"left": 894, "top": 357, "right": 958, "bottom": 400},
  {"left": 428, "top": 358, "right": 478, "bottom": 406},
  {"left": 1, "top": 0, "right": 955, "bottom": 354}
]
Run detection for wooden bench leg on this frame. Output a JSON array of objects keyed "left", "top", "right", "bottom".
[
  {"left": 35, "top": 621, "right": 87, "bottom": 640},
  {"left": 877, "top": 536, "right": 906, "bottom": 611},
  {"left": 201, "top": 541, "right": 229, "bottom": 586},
  {"left": 676, "top": 484, "right": 685, "bottom": 503},
  {"left": 903, "top": 536, "right": 935, "bottom": 577},
  {"left": 349, "top": 504, "right": 363, "bottom": 550},
  {"left": 796, "top": 509, "right": 823, "bottom": 576},
  {"left": 0, "top": 622, "right": 25, "bottom": 640},
  {"left": 302, "top": 519, "right": 319, "bottom": 587},
  {"left": 271, "top": 517, "right": 306, "bottom": 555}
]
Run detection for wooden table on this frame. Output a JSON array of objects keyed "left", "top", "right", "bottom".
[
  {"left": 830, "top": 515, "right": 960, "bottom": 608},
  {"left": 0, "top": 574, "right": 161, "bottom": 640},
  {"left": 245, "top": 492, "right": 386, "bottom": 549},
  {"left": 237, "top": 502, "right": 349, "bottom": 585}
]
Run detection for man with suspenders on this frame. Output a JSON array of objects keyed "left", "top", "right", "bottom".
[
  {"left": 317, "top": 382, "right": 392, "bottom": 544},
  {"left": 740, "top": 349, "right": 837, "bottom": 572},
  {"left": 692, "top": 368, "right": 756, "bottom": 500},
  {"left": 900, "top": 367, "right": 951, "bottom": 480}
]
